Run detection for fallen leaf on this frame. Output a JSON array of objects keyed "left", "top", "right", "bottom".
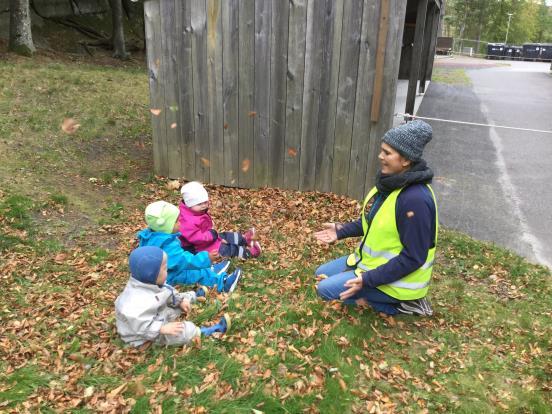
[
  {"left": 248, "top": 111, "right": 257, "bottom": 118},
  {"left": 83, "top": 386, "right": 94, "bottom": 398},
  {"left": 166, "top": 180, "right": 181, "bottom": 191},
  {"left": 150, "top": 108, "right": 162, "bottom": 116},
  {"left": 54, "top": 253, "right": 67, "bottom": 263},
  {"left": 287, "top": 147, "right": 298, "bottom": 157},
  {"left": 108, "top": 382, "right": 127, "bottom": 398},
  {"left": 241, "top": 159, "right": 250, "bottom": 172},
  {"left": 170, "top": 123, "right": 177, "bottom": 129},
  {"left": 201, "top": 157, "right": 211, "bottom": 167},
  {"left": 61, "top": 118, "right": 81, "bottom": 134}
]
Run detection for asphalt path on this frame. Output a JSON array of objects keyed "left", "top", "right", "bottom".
[{"left": 418, "top": 57, "right": 552, "bottom": 268}]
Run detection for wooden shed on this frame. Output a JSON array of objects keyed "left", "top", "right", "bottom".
[{"left": 144, "top": 0, "right": 442, "bottom": 200}]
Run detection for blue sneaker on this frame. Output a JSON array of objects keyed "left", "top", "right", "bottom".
[
  {"left": 223, "top": 268, "right": 242, "bottom": 293},
  {"left": 212, "top": 260, "right": 230, "bottom": 275},
  {"left": 196, "top": 286, "right": 209, "bottom": 298},
  {"left": 200, "top": 313, "right": 231, "bottom": 336}
]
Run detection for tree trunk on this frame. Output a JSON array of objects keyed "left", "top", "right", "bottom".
[
  {"left": 9, "top": 0, "right": 35, "bottom": 56},
  {"left": 109, "top": 0, "right": 129, "bottom": 59}
]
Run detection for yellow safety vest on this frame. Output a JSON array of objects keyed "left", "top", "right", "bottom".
[{"left": 346, "top": 185, "right": 438, "bottom": 300}]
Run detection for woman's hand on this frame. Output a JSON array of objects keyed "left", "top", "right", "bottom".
[
  {"left": 180, "top": 298, "right": 192, "bottom": 314},
  {"left": 314, "top": 223, "right": 338, "bottom": 244},
  {"left": 340, "top": 275, "right": 363, "bottom": 300},
  {"left": 159, "top": 322, "right": 184, "bottom": 336}
]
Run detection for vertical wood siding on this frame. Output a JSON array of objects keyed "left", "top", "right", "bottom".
[{"left": 145, "top": 0, "right": 407, "bottom": 199}]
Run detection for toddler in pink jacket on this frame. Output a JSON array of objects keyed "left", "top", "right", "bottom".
[{"left": 178, "top": 181, "right": 262, "bottom": 259}]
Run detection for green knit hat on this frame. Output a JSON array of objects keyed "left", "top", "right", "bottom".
[{"left": 145, "top": 201, "right": 179, "bottom": 234}]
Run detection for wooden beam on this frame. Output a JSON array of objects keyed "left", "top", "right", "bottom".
[
  {"left": 418, "top": 3, "right": 435, "bottom": 94},
  {"left": 405, "top": 0, "right": 428, "bottom": 117},
  {"left": 370, "top": 0, "right": 390, "bottom": 123}
]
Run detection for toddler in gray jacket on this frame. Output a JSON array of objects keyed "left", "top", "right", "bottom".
[{"left": 115, "top": 246, "right": 230, "bottom": 347}]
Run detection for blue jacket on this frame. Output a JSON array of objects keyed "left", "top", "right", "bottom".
[{"left": 137, "top": 229, "right": 212, "bottom": 285}]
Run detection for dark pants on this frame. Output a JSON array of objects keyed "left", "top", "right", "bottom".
[
  {"left": 315, "top": 255, "right": 400, "bottom": 315},
  {"left": 218, "top": 232, "right": 250, "bottom": 258}
]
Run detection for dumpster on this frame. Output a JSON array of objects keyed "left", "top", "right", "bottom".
[
  {"left": 436, "top": 37, "right": 453, "bottom": 55},
  {"left": 523, "top": 43, "right": 541, "bottom": 60},
  {"left": 487, "top": 43, "right": 505, "bottom": 59},
  {"left": 504, "top": 45, "right": 522, "bottom": 60},
  {"left": 539, "top": 44, "right": 552, "bottom": 61}
]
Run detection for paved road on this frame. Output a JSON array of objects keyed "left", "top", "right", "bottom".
[{"left": 418, "top": 58, "right": 552, "bottom": 268}]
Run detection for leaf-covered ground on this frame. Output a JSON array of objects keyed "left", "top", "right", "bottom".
[{"left": 0, "top": 54, "right": 550, "bottom": 413}]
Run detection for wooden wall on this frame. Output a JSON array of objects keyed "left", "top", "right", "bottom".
[{"left": 145, "top": 0, "right": 407, "bottom": 200}]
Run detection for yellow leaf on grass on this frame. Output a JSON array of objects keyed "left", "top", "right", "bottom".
[{"left": 61, "top": 118, "right": 81, "bottom": 134}]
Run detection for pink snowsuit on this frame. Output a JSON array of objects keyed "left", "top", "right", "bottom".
[{"left": 178, "top": 202, "right": 221, "bottom": 253}]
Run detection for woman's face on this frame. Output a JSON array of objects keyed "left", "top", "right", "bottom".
[{"left": 378, "top": 142, "right": 411, "bottom": 175}]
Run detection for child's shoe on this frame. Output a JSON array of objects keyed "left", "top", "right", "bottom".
[
  {"left": 222, "top": 268, "right": 242, "bottom": 293},
  {"left": 196, "top": 286, "right": 209, "bottom": 298},
  {"left": 212, "top": 260, "right": 230, "bottom": 275},
  {"left": 244, "top": 227, "right": 256, "bottom": 244},
  {"left": 249, "top": 241, "right": 262, "bottom": 258},
  {"left": 200, "top": 313, "right": 231, "bottom": 336}
]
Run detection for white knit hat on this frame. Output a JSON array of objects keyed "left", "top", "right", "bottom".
[{"left": 181, "top": 181, "right": 209, "bottom": 207}]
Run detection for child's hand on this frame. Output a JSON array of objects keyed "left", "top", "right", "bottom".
[
  {"left": 159, "top": 322, "right": 184, "bottom": 336},
  {"left": 208, "top": 250, "right": 220, "bottom": 262},
  {"left": 180, "top": 299, "right": 192, "bottom": 314}
]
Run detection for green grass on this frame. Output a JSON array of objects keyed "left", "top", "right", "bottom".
[{"left": 432, "top": 67, "right": 472, "bottom": 85}]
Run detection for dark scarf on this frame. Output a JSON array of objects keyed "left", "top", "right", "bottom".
[{"left": 375, "top": 159, "right": 434, "bottom": 195}]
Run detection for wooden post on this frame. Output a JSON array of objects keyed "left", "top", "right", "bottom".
[
  {"left": 418, "top": 3, "right": 435, "bottom": 94},
  {"left": 426, "top": 6, "right": 441, "bottom": 83},
  {"left": 370, "top": 0, "right": 390, "bottom": 124},
  {"left": 405, "top": 0, "right": 428, "bottom": 118}
]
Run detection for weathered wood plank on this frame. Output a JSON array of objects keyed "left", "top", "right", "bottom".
[
  {"left": 347, "top": 0, "right": 380, "bottom": 200},
  {"left": 299, "top": 0, "right": 325, "bottom": 191},
  {"left": 253, "top": 0, "right": 271, "bottom": 187},
  {"left": 364, "top": 0, "right": 407, "bottom": 195},
  {"left": 207, "top": 0, "right": 224, "bottom": 184},
  {"left": 425, "top": 7, "right": 440, "bottom": 82},
  {"left": 370, "top": 0, "right": 390, "bottom": 123},
  {"left": 419, "top": 4, "right": 435, "bottom": 93},
  {"left": 268, "top": 0, "right": 289, "bottom": 188},
  {"left": 160, "top": 0, "right": 181, "bottom": 178},
  {"left": 144, "top": 0, "right": 167, "bottom": 176},
  {"left": 176, "top": 0, "right": 195, "bottom": 179},
  {"left": 314, "top": 0, "right": 343, "bottom": 193},
  {"left": 283, "top": 0, "right": 307, "bottom": 190},
  {"left": 405, "top": 0, "right": 427, "bottom": 116},
  {"left": 191, "top": 0, "right": 210, "bottom": 182},
  {"left": 331, "top": 0, "right": 363, "bottom": 195},
  {"left": 238, "top": 0, "right": 255, "bottom": 188},
  {"left": 222, "top": 0, "right": 239, "bottom": 186}
]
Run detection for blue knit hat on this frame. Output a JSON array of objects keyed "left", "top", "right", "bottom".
[
  {"left": 382, "top": 120, "right": 432, "bottom": 162},
  {"left": 129, "top": 246, "right": 164, "bottom": 285}
]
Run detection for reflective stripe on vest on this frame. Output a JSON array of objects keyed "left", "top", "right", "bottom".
[{"left": 348, "top": 185, "right": 438, "bottom": 301}]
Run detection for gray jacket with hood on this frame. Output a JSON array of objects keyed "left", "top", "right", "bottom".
[{"left": 115, "top": 277, "right": 200, "bottom": 347}]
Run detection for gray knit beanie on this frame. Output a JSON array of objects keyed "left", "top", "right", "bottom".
[{"left": 382, "top": 120, "right": 432, "bottom": 161}]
